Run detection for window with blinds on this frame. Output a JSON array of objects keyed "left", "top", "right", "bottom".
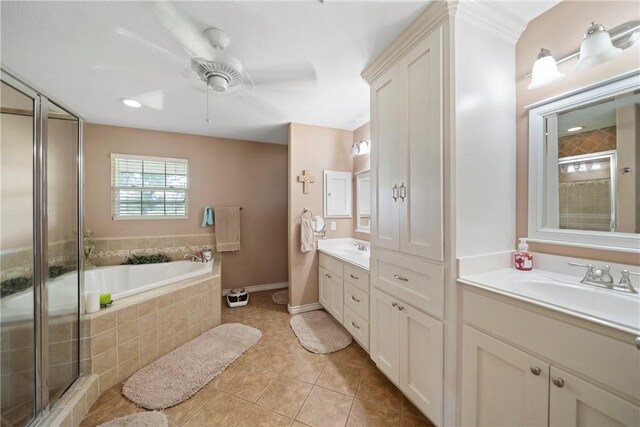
[{"left": 111, "top": 154, "right": 188, "bottom": 219}]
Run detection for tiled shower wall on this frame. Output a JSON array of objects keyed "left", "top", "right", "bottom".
[
  {"left": 1, "top": 240, "right": 77, "bottom": 281},
  {"left": 91, "top": 233, "right": 215, "bottom": 266},
  {"left": 559, "top": 179, "right": 611, "bottom": 231}
]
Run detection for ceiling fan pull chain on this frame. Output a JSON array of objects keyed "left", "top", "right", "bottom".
[{"left": 205, "top": 83, "right": 211, "bottom": 124}]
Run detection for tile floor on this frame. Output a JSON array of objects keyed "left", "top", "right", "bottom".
[{"left": 80, "top": 290, "right": 435, "bottom": 427}]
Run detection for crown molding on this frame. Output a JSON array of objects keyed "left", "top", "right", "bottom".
[
  {"left": 361, "top": 0, "right": 455, "bottom": 84},
  {"left": 455, "top": 0, "right": 527, "bottom": 45}
]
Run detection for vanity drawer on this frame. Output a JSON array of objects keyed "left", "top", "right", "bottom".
[
  {"left": 372, "top": 252, "right": 444, "bottom": 318},
  {"left": 319, "top": 253, "right": 343, "bottom": 278},
  {"left": 344, "top": 264, "right": 369, "bottom": 292},
  {"left": 344, "top": 306, "right": 369, "bottom": 351},
  {"left": 345, "top": 283, "right": 369, "bottom": 320}
]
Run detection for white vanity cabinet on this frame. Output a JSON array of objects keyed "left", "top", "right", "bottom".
[
  {"left": 318, "top": 252, "right": 370, "bottom": 351},
  {"left": 461, "top": 287, "right": 640, "bottom": 427}
]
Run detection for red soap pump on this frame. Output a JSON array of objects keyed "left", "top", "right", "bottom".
[{"left": 515, "top": 238, "right": 533, "bottom": 271}]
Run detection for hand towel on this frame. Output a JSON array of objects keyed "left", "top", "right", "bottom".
[
  {"left": 300, "top": 218, "right": 315, "bottom": 253},
  {"left": 214, "top": 207, "right": 241, "bottom": 252},
  {"left": 201, "top": 206, "right": 213, "bottom": 227}
]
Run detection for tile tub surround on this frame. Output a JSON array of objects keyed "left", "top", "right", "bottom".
[
  {"left": 81, "top": 262, "right": 221, "bottom": 394},
  {"left": 45, "top": 374, "right": 100, "bottom": 427},
  {"left": 81, "top": 290, "right": 435, "bottom": 427},
  {"left": 1, "top": 239, "right": 77, "bottom": 281},
  {"left": 90, "top": 234, "right": 215, "bottom": 267}
]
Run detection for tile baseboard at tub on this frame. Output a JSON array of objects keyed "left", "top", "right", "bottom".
[
  {"left": 288, "top": 302, "right": 323, "bottom": 315},
  {"left": 44, "top": 374, "right": 99, "bottom": 427},
  {"left": 222, "top": 282, "right": 288, "bottom": 296}
]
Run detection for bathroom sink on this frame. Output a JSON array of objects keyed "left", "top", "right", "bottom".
[
  {"left": 317, "top": 238, "right": 370, "bottom": 270},
  {"left": 333, "top": 248, "right": 368, "bottom": 258}
]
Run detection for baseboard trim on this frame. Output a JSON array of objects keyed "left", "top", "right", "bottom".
[
  {"left": 222, "top": 282, "right": 288, "bottom": 296},
  {"left": 287, "top": 302, "right": 323, "bottom": 315}
]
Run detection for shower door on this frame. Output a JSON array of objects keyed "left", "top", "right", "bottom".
[{"left": 1, "top": 70, "right": 82, "bottom": 426}]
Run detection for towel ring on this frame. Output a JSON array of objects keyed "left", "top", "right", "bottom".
[{"left": 301, "top": 208, "right": 313, "bottom": 220}]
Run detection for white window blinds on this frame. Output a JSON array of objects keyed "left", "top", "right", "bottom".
[{"left": 111, "top": 154, "right": 188, "bottom": 219}]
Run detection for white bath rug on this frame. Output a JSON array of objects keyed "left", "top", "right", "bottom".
[
  {"left": 122, "top": 323, "right": 261, "bottom": 410},
  {"left": 272, "top": 290, "right": 288, "bottom": 305},
  {"left": 98, "top": 411, "right": 168, "bottom": 427},
  {"left": 289, "top": 310, "right": 352, "bottom": 354}
]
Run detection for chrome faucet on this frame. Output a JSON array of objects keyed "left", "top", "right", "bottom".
[
  {"left": 184, "top": 253, "right": 204, "bottom": 263},
  {"left": 353, "top": 241, "right": 368, "bottom": 252},
  {"left": 615, "top": 270, "right": 639, "bottom": 294},
  {"left": 569, "top": 262, "right": 639, "bottom": 294}
]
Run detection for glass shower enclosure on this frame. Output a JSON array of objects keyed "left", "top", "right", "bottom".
[{"left": 1, "top": 69, "right": 83, "bottom": 426}]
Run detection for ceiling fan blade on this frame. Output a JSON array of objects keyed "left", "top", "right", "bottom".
[
  {"left": 247, "top": 63, "right": 317, "bottom": 86},
  {"left": 114, "top": 27, "right": 185, "bottom": 64},
  {"left": 152, "top": 1, "right": 214, "bottom": 61},
  {"left": 234, "top": 92, "right": 284, "bottom": 118}
]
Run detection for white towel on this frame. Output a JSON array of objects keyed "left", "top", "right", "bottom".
[
  {"left": 300, "top": 218, "right": 315, "bottom": 253},
  {"left": 214, "top": 207, "right": 241, "bottom": 252}
]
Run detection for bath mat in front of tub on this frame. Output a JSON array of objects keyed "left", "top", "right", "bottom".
[
  {"left": 122, "top": 323, "right": 261, "bottom": 410},
  {"left": 272, "top": 290, "right": 288, "bottom": 305},
  {"left": 290, "top": 310, "right": 352, "bottom": 354},
  {"left": 98, "top": 411, "right": 168, "bottom": 427}
]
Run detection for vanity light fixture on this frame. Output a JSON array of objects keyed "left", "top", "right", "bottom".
[
  {"left": 576, "top": 22, "right": 623, "bottom": 70},
  {"left": 527, "top": 48, "right": 565, "bottom": 90},
  {"left": 351, "top": 139, "right": 370, "bottom": 157},
  {"left": 567, "top": 126, "right": 583, "bottom": 132},
  {"left": 122, "top": 98, "right": 142, "bottom": 108}
]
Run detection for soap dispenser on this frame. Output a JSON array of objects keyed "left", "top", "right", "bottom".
[{"left": 515, "top": 238, "right": 533, "bottom": 271}]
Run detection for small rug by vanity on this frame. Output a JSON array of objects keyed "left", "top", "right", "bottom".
[
  {"left": 290, "top": 310, "right": 352, "bottom": 353},
  {"left": 98, "top": 411, "right": 168, "bottom": 427},
  {"left": 123, "top": 323, "right": 261, "bottom": 410},
  {"left": 272, "top": 290, "right": 288, "bottom": 305}
]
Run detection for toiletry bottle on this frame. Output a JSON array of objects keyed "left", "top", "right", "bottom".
[{"left": 515, "top": 238, "right": 533, "bottom": 271}]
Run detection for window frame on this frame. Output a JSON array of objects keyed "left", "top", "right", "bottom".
[{"left": 110, "top": 153, "right": 189, "bottom": 221}]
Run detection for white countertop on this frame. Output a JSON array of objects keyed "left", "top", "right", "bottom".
[
  {"left": 459, "top": 268, "right": 640, "bottom": 336},
  {"left": 317, "top": 238, "right": 370, "bottom": 270}
]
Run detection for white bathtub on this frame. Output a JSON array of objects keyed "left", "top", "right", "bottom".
[
  {"left": 85, "top": 260, "right": 213, "bottom": 300},
  {"left": 1, "top": 260, "right": 213, "bottom": 323}
]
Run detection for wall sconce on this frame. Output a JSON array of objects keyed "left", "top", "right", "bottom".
[
  {"left": 526, "top": 20, "right": 639, "bottom": 90},
  {"left": 351, "top": 139, "right": 370, "bottom": 156},
  {"left": 527, "top": 48, "right": 565, "bottom": 89}
]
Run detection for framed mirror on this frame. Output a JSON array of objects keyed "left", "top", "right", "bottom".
[
  {"left": 527, "top": 71, "right": 639, "bottom": 251},
  {"left": 355, "top": 170, "right": 371, "bottom": 233}
]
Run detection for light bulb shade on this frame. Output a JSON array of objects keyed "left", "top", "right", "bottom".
[
  {"left": 575, "top": 23, "right": 622, "bottom": 70},
  {"left": 351, "top": 143, "right": 360, "bottom": 156},
  {"left": 528, "top": 52, "right": 565, "bottom": 90}
]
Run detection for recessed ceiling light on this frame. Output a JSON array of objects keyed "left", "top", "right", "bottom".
[
  {"left": 567, "top": 126, "right": 583, "bottom": 132},
  {"left": 122, "top": 99, "right": 142, "bottom": 108}
]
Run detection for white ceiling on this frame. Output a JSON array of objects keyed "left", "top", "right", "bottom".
[{"left": 1, "top": 1, "right": 560, "bottom": 145}]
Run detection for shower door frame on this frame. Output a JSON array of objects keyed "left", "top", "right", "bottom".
[{"left": 0, "top": 68, "right": 85, "bottom": 424}]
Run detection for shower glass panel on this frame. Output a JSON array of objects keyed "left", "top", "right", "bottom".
[
  {"left": 0, "top": 81, "right": 36, "bottom": 426},
  {"left": 46, "top": 102, "right": 80, "bottom": 404}
]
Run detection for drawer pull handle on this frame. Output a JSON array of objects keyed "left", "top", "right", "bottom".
[
  {"left": 350, "top": 274, "right": 359, "bottom": 280},
  {"left": 351, "top": 295, "right": 361, "bottom": 303},
  {"left": 552, "top": 377, "right": 565, "bottom": 388},
  {"left": 394, "top": 274, "right": 409, "bottom": 282},
  {"left": 530, "top": 366, "right": 541, "bottom": 376},
  {"left": 392, "top": 302, "right": 398, "bottom": 307},
  {"left": 325, "top": 273, "right": 332, "bottom": 279},
  {"left": 398, "top": 305, "right": 405, "bottom": 311},
  {"left": 351, "top": 321, "right": 360, "bottom": 329}
]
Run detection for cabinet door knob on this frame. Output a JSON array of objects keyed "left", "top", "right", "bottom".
[
  {"left": 351, "top": 321, "right": 360, "bottom": 329},
  {"left": 399, "top": 182, "right": 407, "bottom": 201},
  {"left": 351, "top": 295, "right": 361, "bottom": 303},
  {"left": 398, "top": 305, "right": 405, "bottom": 311},
  {"left": 552, "top": 377, "right": 565, "bottom": 388},
  {"left": 350, "top": 274, "right": 359, "bottom": 280},
  {"left": 393, "top": 274, "right": 409, "bottom": 282},
  {"left": 392, "top": 302, "right": 398, "bottom": 307},
  {"left": 325, "top": 273, "right": 331, "bottom": 279},
  {"left": 635, "top": 336, "right": 640, "bottom": 350},
  {"left": 392, "top": 184, "right": 399, "bottom": 202},
  {"left": 530, "top": 366, "right": 541, "bottom": 376}
]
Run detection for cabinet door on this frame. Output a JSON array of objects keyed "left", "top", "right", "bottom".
[
  {"left": 329, "top": 273, "right": 344, "bottom": 324},
  {"left": 370, "top": 65, "right": 400, "bottom": 252},
  {"left": 550, "top": 366, "right": 640, "bottom": 427},
  {"left": 370, "top": 289, "right": 400, "bottom": 383},
  {"left": 399, "top": 303, "right": 443, "bottom": 426},
  {"left": 398, "top": 26, "right": 444, "bottom": 261},
  {"left": 319, "top": 267, "right": 332, "bottom": 311},
  {"left": 461, "top": 325, "right": 549, "bottom": 427}
]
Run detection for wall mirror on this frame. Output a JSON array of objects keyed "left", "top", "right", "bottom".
[
  {"left": 528, "top": 71, "right": 639, "bottom": 251},
  {"left": 355, "top": 170, "right": 371, "bottom": 232}
]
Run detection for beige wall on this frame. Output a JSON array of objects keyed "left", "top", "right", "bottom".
[
  {"left": 353, "top": 122, "right": 371, "bottom": 242},
  {"left": 288, "top": 123, "right": 354, "bottom": 307},
  {"left": 516, "top": 1, "right": 640, "bottom": 265},
  {"left": 84, "top": 124, "right": 288, "bottom": 289}
]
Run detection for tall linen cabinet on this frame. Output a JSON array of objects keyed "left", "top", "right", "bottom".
[{"left": 364, "top": 6, "right": 448, "bottom": 427}]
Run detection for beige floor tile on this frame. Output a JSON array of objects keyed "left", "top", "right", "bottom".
[
  {"left": 281, "top": 351, "right": 328, "bottom": 384},
  {"left": 329, "top": 343, "right": 369, "bottom": 368},
  {"left": 184, "top": 391, "right": 252, "bottom": 427},
  {"left": 257, "top": 375, "right": 313, "bottom": 418},
  {"left": 209, "top": 360, "right": 247, "bottom": 389},
  {"left": 401, "top": 396, "right": 428, "bottom": 421},
  {"left": 399, "top": 415, "right": 436, "bottom": 427},
  {"left": 244, "top": 344, "right": 298, "bottom": 373},
  {"left": 346, "top": 399, "right": 400, "bottom": 427},
  {"left": 79, "top": 392, "right": 144, "bottom": 427},
  {"left": 295, "top": 386, "right": 353, "bottom": 427},
  {"left": 316, "top": 360, "right": 363, "bottom": 396},
  {"left": 219, "top": 363, "right": 278, "bottom": 402},
  {"left": 237, "top": 405, "right": 294, "bottom": 427},
  {"left": 355, "top": 368, "right": 403, "bottom": 410},
  {"left": 164, "top": 385, "right": 219, "bottom": 426}
]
